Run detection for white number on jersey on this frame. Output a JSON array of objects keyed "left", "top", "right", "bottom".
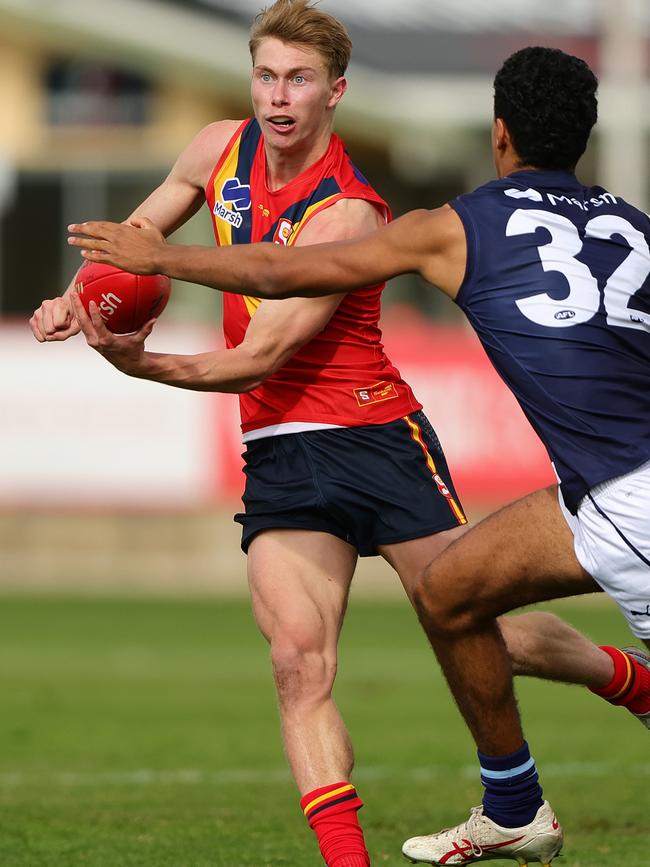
[{"left": 506, "top": 209, "right": 650, "bottom": 331}]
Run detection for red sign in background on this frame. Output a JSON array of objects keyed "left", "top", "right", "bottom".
[{"left": 1, "top": 317, "right": 554, "bottom": 512}]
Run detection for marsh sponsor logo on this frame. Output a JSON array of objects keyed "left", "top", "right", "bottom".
[
  {"left": 504, "top": 186, "right": 618, "bottom": 212},
  {"left": 213, "top": 177, "right": 252, "bottom": 229},
  {"left": 213, "top": 200, "right": 243, "bottom": 229},
  {"left": 547, "top": 191, "right": 618, "bottom": 211}
]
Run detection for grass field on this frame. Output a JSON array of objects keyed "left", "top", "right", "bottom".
[{"left": 0, "top": 593, "right": 648, "bottom": 866}]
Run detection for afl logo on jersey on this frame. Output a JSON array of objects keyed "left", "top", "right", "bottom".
[
  {"left": 555, "top": 310, "right": 576, "bottom": 321},
  {"left": 273, "top": 219, "right": 295, "bottom": 246}
]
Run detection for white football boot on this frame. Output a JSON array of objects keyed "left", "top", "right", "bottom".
[
  {"left": 623, "top": 646, "right": 650, "bottom": 729},
  {"left": 402, "top": 800, "right": 563, "bottom": 865}
]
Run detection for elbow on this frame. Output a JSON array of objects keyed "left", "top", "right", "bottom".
[
  {"left": 255, "top": 277, "right": 293, "bottom": 300},
  {"left": 256, "top": 258, "right": 309, "bottom": 299},
  {"left": 238, "top": 376, "right": 266, "bottom": 393}
]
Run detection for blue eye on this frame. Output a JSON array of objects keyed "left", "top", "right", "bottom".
[{"left": 294, "top": 75, "right": 305, "bottom": 84}]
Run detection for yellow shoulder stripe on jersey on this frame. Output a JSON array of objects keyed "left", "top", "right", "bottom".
[{"left": 212, "top": 136, "right": 243, "bottom": 248}]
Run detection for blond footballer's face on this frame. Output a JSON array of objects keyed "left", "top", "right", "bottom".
[{"left": 251, "top": 37, "right": 346, "bottom": 154}]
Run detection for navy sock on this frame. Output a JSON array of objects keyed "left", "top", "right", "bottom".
[{"left": 478, "top": 741, "right": 544, "bottom": 828}]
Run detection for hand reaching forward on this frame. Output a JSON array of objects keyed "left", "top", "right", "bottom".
[{"left": 67, "top": 217, "right": 167, "bottom": 275}]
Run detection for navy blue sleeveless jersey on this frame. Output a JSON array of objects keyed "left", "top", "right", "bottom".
[{"left": 451, "top": 169, "right": 650, "bottom": 512}]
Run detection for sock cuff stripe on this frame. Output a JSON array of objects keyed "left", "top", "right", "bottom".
[
  {"left": 610, "top": 651, "right": 634, "bottom": 700},
  {"left": 302, "top": 783, "right": 356, "bottom": 816},
  {"left": 480, "top": 756, "right": 535, "bottom": 780},
  {"left": 306, "top": 792, "right": 360, "bottom": 821}
]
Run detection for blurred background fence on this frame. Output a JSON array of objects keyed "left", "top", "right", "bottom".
[{"left": 1, "top": 0, "right": 648, "bottom": 594}]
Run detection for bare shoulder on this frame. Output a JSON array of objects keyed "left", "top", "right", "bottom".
[
  {"left": 175, "top": 120, "right": 245, "bottom": 188},
  {"left": 399, "top": 204, "right": 464, "bottom": 247},
  {"left": 390, "top": 205, "right": 466, "bottom": 297},
  {"left": 295, "top": 197, "right": 385, "bottom": 245},
  {"left": 192, "top": 120, "right": 243, "bottom": 153}
]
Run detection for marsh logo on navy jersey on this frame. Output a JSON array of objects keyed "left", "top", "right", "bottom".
[{"left": 213, "top": 177, "right": 251, "bottom": 229}]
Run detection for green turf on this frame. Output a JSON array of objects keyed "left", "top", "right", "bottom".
[{"left": 0, "top": 593, "right": 647, "bottom": 865}]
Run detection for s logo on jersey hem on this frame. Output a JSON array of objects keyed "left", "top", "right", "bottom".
[{"left": 354, "top": 382, "right": 398, "bottom": 407}]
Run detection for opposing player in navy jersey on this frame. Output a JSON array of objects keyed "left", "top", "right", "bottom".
[{"left": 66, "top": 46, "right": 650, "bottom": 865}]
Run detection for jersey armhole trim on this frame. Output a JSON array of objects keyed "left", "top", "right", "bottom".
[
  {"left": 289, "top": 193, "right": 390, "bottom": 246},
  {"left": 449, "top": 197, "right": 478, "bottom": 308},
  {"left": 204, "top": 118, "right": 250, "bottom": 202}
]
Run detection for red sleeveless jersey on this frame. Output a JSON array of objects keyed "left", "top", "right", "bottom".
[{"left": 204, "top": 118, "right": 421, "bottom": 436}]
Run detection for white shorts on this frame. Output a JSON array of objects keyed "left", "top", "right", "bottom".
[{"left": 558, "top": 459, "right": 650, "bottom": 639}]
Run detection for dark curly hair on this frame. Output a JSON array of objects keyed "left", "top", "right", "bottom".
[{"left": 494, "top": 47, "right": 598, "bottom": 170}]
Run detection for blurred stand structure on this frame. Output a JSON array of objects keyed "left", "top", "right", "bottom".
[{"left": 0, "top": 0, "right": 648, "bottom": 593}]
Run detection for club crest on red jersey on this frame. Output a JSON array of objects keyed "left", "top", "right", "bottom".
[
  {"left": 354, "top": 382, "right": 398, "bottom": 407},
  {"left": 273, "top": 219, "right": 295, "bottom": 245}
]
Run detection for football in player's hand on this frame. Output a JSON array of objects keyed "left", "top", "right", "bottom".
[{"left": 74, "top": 261, "right": 171, "bottom": 334}]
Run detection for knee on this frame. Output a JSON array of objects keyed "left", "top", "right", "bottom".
[
  {"left": 413, "top": 561, "right": 482, "bottom": 638},
  {"left": 269, "top": 629, "right": 337, "bottom": 708}
]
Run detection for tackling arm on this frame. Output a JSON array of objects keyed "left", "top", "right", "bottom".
[
  {"left": 68, "top": 204, "right": 467, "bottom": 302},
  {"left": 68, "top": 196, "right": 391, "bottom": 391}
]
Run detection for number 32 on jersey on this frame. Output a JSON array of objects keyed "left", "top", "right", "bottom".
[{"left": 507, "top": 209, "right": 650, "bottom": 331}]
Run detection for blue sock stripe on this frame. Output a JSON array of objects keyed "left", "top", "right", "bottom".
[
  {"left": 478, "top": 743, "right": 543, "bottom": 827},
  {"left": 479, "top": 757, "right": 536, "bottom": 780}
]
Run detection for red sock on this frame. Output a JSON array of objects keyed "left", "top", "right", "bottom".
[
  {"left": 590, "top": 646, "right": 650, "bottom": 714},
  {"left": 300, "top": 781, "right": 370, "bottom": 867}
]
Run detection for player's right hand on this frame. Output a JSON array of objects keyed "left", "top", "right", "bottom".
[{"left": 29, "top": 296, "right": 81, "bottom": 342}]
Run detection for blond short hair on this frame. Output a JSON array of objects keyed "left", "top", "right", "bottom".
[{"left": 249, "top": 0, "right": 352, "bottom": 79}]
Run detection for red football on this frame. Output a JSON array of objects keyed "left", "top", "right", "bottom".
[{"left": 74, "top": 261, "right": 171, "bottom": 334}]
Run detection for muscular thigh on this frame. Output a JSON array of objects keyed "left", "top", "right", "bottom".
[
  {"left": 422, "top": 486, "right": 600, "bottom": 617},
  {"left": 248, "top": 529, "right": 358, "bottom": 652}
]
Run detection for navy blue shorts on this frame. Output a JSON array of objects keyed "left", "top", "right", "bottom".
[{"left": 234, "top": 411, "right": 466, "bottom": 557}]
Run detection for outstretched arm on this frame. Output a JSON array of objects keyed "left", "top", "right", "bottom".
[
  {"left": 68, "top": 203, "right": 467, "bottom": 301},
  {"left": 67, "top": 195, "right": 382, "bottom": 391}
]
